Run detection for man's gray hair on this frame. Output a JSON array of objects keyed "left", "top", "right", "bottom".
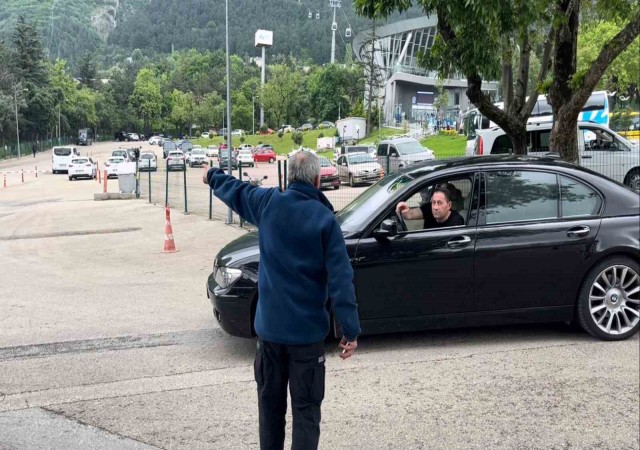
[{"left": 287, "top": 151, "right": 321, "bottom": 185}]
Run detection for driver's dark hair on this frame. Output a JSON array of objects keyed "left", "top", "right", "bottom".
[{"left": 433, "top": 186, "right": 451, "bottom": 202}]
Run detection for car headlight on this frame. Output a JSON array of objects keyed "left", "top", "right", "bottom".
[{"left": 214, "top": 266, "right": 243, "bottom": 288}]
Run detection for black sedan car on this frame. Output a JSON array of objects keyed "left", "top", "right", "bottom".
[
  {"left": 218, "top": 153, "right": 238, "bottom": 170},
  {"left": 206, "top": 156, "right": 640, "bottom": 341}
]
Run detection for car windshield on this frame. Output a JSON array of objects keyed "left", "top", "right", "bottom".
[
  {"left": 319, "top": 158, "right": 332, "bottom": 167},
  {"left": 348, "top": 154, "right": 375, "bottom": 164},
  {"left": 192, "top": 149, "right": 205, "bottom": 155},
  {"left": 396, "top": 141, "right": 427, "bottom": 155},
  {"left": 72, "top": 159, "right": 88, "bottom": 164},
  {"left": 109, "top": 158, "right": 124, "bottom": 163},
  {"left": 54, "top": 148, "right": 72, "bottom": 156},
  {"left": 113, "top": 151, "right": 126, "bottom": 156}
]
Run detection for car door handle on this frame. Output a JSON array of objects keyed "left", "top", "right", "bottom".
[
  {"left": 446, "top": 235, "right": 471, "bottom": 248},
  {"left": 581, "top": 155, "right": 592, "bottom": 159},
  {"left": 567, "top": 226, "right": 590, "bottom": 238}
]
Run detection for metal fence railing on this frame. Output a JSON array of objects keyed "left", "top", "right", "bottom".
[{"left": 0, "top": 136, "right": 77, "bottom": 160}]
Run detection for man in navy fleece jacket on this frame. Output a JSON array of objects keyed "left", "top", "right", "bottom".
[{"left": 203, "top": 150, "right": 360, "bottom": 450}]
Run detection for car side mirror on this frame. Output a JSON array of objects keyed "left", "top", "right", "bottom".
[{"left": 373, "top": 219, "right": 398, "bottom": 242}]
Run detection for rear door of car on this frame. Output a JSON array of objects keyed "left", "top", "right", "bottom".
[{"left": 473, "top": 169, "right": 602, "bottom": 312}]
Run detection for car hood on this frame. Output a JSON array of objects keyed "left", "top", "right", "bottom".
[
  {"left": 216, "top": 231, "right": 260, "bottom": 268},
  {"left": 350, "top": 162, "right": 381, "bottom": 173},
  {"left": 320, "top": 167, "right": 337, "bottom": 176}
]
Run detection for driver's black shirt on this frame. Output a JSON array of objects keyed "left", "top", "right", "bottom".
[{"left": 419, "top": 204, "right": 465, "bottom": 229}]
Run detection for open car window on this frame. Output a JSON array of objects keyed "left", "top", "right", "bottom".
[{"left": 376, "top": 175, "right": 475, "bottom": 233}]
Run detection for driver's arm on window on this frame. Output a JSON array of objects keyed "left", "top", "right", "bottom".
[{"left": 396, "top": 201, "right": 424, "bottom": 220}]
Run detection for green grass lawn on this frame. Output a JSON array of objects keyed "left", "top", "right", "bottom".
[
  {"left": 189, "top": 127, "right": 466, "bottom": 160},
  {"left": 420, "top": 134, "right": 467, "bottom": 158},
  {"left": 191, "top": 128, "right": 338, "bottom": 156}
]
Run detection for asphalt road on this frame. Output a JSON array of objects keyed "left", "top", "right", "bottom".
[{"left": 0, "top": 141, "right": 638, "bottom": 449}]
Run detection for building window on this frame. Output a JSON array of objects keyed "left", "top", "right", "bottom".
[{"left": 454, "top": 92, "right": 460, "bottom": 105}]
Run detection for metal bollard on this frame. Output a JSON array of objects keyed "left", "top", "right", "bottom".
[
  {"left": 183, "top": 161, "right": 188, "bottom": 215},
  {"left": 165, "top": 160, "right": 169, "bottom": 207},
  {"left": 277, "top": 160, "right": 282, "bottom": 191},
  {"left": 148, "top": 162, "right": 152, "bottom": 204},
  {"left": 103, "top": 170, "right": 108, "bottom": 193},
  {"left": 238, "top": 162, "right": 244, "bottom": 227},
  {"left": 21, "top": 169, "right": 24, "bottom": 183}
]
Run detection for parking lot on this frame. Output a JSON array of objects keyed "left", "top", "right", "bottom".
[{"left": 0, "top": 141, "right": 638, "bottom": 449}]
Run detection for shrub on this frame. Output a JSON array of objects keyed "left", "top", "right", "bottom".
[
  {"left": 240, "top": 136, "right": 245, "bottom": 143},
  {"left": 259, "top": 124, "right": 268, "bottom": 134},
  {"left": 292, "top": 132, "right": 304, "bottom": 146},
  {"left": 277, "top": 130, "right": 284, "bottom": 139},
  {"left": 318, "top": 132, "right": 324, "bottom": 138}
]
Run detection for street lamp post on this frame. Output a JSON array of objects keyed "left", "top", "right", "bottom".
[
  {"left": 252, "top": 95, "right": 255, "bottom": 135},
  {"left": 14, "top": 86, "right": 27, "bottom": 158}
]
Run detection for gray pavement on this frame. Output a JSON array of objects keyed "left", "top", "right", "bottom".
[{"left": 0, "top": 142, "right": 638, "bottom": 449}]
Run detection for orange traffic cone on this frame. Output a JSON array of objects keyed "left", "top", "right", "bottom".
[{"left": 163, "top": 206, "right": 178, "bottom": 253}]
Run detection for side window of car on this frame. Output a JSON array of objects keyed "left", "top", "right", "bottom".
[
  {"left": 377, "top": 144, "right": 388, "bottom": 157},
  {"left": 528, "top": 130, "right": 551, "bottom": 153},
  {"left": 389, "top": 146, "right": 399, "bottom": 157},
  {"left": 492, "top": 135, "right": 513, "bottom": 154},
  {"left": 484, "top": 171, "right": 559, "bottom": 224},
  {"left": 560, "top": 176, "right": 601, "bottom": 217},
  {"left": 583, "top": 128, "right": 621, "bottom": 151}
]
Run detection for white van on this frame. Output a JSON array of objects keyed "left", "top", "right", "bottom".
[
  {"left": 52, "top": 146, "right": 81, "bottom": 174},
  {"left": 474, "top": 121, "right": 640, "bottom": 191},
  {"left": 376, "top": 137, "right": 435, "bottom": 173}
]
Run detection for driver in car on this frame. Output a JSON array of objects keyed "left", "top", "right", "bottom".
[{"left": 396, "top": 186, "right": 464, "bottom": 229}]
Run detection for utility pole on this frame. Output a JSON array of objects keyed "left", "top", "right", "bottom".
[{"left": 329, "top": 0, "right": 341, "bottom": 64}]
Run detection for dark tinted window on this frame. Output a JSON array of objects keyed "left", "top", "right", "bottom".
[
  {"left": 485, "top": 171, "right": 559, "bottom": 224},
  {"left": 54, "top": 148, "right": 72, "bottom": 156},
  {"left": 560, "top": 176, "right": 601, "bottom": 217},
  {"left": 528, "top": 130, "right": 551, "bottom": 153},
  {"left": 377, "top": 144, "right": 388, "bottom": 157},
  {"left": 491, "top": 135, "right": 513, "bottom": 154},
  {"left": 583, "top": 92, "right": 606, "bottom": 111}
]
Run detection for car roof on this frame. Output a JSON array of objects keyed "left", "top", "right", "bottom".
[
  {"left": 379, "top": 137, "right": 418, "bottom": 144},
  {"left": 397, "top": 154, "right": 605, "bottom": 179}
]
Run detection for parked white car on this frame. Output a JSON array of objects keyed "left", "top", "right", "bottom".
[
  {"left": 188, "top": 148, "right": 208, "bottom": 167},
  {"left": 105, "top": 156, "right": 126, "bottom": 178},
  {"left": 206, "top": 145, "right": 219, "bottom": 158},
  {"left": 231, "top": 129, "right": 245, "bottom": 136},
  {"left": 237, "top": 149, "right": 255, "bottom": 167},
  {"left": 237, "top": 144, "right": 254, "bottom": 152},
  {"left": 148, "top": 136, "right": 163, "bottom": 145},
  {"left": 111, "top": 149, "right": 131, "bottom": 162},
  {"left": 201, "top": 132, "right": 210, "bottom": 138},
  {"left": 166, "top": 150, "right": 186, "bottom": 171},
  {"left": 336, "top": 153, "right": 382, "bottom": 187},
  {"left": 127, "top": 133, "right": 140, "bottom": 141},
  {"left": 139, "top": 152, "right": 158, "bottom": 171},
  {"left": 67, "top": 157, "right": 96, "bottom": 181},
  {"left": 375, "top": 137, "right": 435, "bottom": 173},
  {"left": 474, "top": 121, "right": 640, "bottom": 191}
]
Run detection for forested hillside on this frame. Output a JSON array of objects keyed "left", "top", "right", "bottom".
[
  {"left": 0, "top": 0, "right": 422, "bottom": 68},
  {"left": 109, "top": 0, "right": 422, "bottom": 63}
]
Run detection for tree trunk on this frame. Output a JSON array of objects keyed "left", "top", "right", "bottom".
[
  {"left": 549, "top": 3, "right": 640, "bottom": 163},
  {"left": 467, "top": 74, "right": 529, "bottom": 155}
]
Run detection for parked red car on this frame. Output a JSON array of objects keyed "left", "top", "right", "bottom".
[
  {"left": 253, "top": 148, "right": 277, "bottom": 164},
  {"left": 319, "top": 156, "right": 339, "bottom": 190}
]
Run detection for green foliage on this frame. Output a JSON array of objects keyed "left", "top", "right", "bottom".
[
  {"left": 291, "top": 131, "right": 304, "bottom": 146},
  {"left": 578, "top": 19, "right": 640, "bottom": 97},
  {"left": 318, "top": 132, "right": 325, "bottom": 138},
  {"left": 130, "top": 68, "right": 163, "bottom": 132}
]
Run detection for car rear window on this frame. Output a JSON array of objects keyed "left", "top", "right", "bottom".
[{"left": 54, "top": 148, "right": 72, "bottom": 156}]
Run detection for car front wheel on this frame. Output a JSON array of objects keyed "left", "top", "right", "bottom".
[
  {"left": 269, "top": 158, "right": 274, "bottom": 164},
  {"left": 577, "top": 256, "right": 639, "bottom": 340}
]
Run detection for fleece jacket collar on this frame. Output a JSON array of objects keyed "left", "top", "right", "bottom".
[{"left": 287, "top": 182, "right": 334, "bottom": 213}]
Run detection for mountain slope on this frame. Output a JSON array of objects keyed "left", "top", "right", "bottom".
[{"left": 0, "top": 0, "right": 422, "bottom": 66}]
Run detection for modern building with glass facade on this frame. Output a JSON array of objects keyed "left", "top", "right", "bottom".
[{"left": 353, "top": 16, "right": 499, "bottom": 127}]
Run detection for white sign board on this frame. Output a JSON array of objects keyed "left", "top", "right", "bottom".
[{"left": 255, "top": 30, "right": 273, "bottom": 47}]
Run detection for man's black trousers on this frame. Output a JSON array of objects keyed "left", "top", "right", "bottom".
[{"left": 254, "top": 339, "right": 326, "bottom": 450}]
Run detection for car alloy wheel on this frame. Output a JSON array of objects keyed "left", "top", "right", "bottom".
[
  {"left": 578, "top": 257, "right": 639, "bottom": 340},
  {"left": 269, "top": 158, "right": 274, "bottom": 164},
  {"left": 625, "top": 170, "right": 640, "bottom": 192}
]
